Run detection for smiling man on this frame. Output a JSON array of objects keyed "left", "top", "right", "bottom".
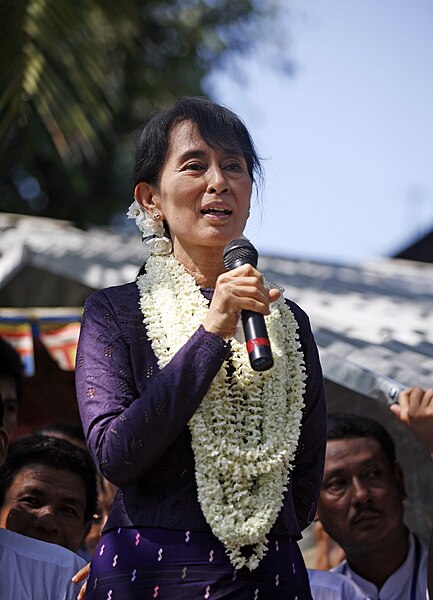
[
  {"left": 0, "top": 432, "right": 97, "bottom": 553},
  {"left": 317, "top": 413, "right": 429, "bottom": 600},
  {"left": 0, "top": 400, "right": 89, "bottom": 599}
]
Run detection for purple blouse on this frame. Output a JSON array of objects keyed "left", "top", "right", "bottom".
[{"left": 75, "top": 281, "right": 326, "bottom": 539}]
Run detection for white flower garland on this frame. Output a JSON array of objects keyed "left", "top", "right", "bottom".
[{"left": 137, "top": 254, "right": 306, "bottom": 570}]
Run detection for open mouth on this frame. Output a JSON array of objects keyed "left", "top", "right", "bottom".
[{"left": 201, "top": 207, "right": 232, "bottom": 216}]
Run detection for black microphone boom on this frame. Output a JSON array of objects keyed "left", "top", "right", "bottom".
[{"left": 223, "top": 238, "right": 274, "bottom": 372}]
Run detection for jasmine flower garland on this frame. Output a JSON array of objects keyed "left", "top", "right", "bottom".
[{"left": 137, "top": 254, "right": 306, "bottom": 570}]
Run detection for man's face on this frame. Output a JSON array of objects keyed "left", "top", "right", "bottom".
[
  {"left": 318, "top": 437, "right": 406, "bottom": 554},
  {"left": 0, "top": 463, "right": 89, "bottom": 551},
  {"left": 0, "top": 375, "right": 19, "bottom": 438}
]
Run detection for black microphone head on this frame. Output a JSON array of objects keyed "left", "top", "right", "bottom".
[{"left": 223, "top": 238, "right": 258, "bottom": 270}]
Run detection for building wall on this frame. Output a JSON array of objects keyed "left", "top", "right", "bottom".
[{"left": 0, "top": 266, "right": 94, "bottom": 307}]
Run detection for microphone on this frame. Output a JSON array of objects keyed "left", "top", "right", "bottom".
[{"left": 223, "top": 238, "right": 274, "bottom": 372}]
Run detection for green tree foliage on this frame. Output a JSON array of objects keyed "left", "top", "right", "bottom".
[{"left": 0, "top": 0, "right": 282, "bottom": 226}]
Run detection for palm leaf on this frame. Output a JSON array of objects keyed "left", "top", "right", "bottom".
[{"left": 0, "top": 0, "right": 138, "bottom": 165}]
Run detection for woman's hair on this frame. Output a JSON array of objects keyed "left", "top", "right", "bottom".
[{"left": 133, "top": 96, "right": 263, "bottom": 188}]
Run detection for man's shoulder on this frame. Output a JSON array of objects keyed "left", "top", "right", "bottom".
[
  {"left": 0, "top": 529, "right": 86, "bottom": 569},
  {"left": 0, "top": 531, "right": 86, "bottom": 599},
  {"left": 308, "top": 568, "right": 368, "bottom": 599},
  {"left": 331, "top": 532, "right": 429, "bottom": 599}
]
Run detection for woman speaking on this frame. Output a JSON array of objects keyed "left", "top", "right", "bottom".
[{"left": 76, "top": 96, "right": 326, "bottom": 599}]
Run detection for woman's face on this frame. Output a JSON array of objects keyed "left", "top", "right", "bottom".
[{"left": 139, "top": 120, "right": 253, "bottom": 258}]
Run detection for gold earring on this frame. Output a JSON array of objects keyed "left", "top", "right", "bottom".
[{"left": 153, "top": 211, "right": 161, "bottom": 220}]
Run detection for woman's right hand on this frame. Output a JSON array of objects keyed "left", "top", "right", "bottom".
[{"left": 202, "top": 264, "right": 281, "bottom": 339}]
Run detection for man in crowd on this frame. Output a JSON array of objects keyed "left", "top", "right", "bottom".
[
  {"left": 0, "top": 395, "right": 87, "bottom": 599},
  {"left": 317, "top": 387, "right": 432, "bottom": 599},
  {"left": 0, "top": 336, "right": 23, "bottom": 438},
  {"left": 0, "top": 431, "right": 97, "bottom": 553}
]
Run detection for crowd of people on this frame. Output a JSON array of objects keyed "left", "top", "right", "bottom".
[
  {"left": 1, "top": 335, "right": 432, "bottom": 599},
  {"left": 0, "top": 97, "right": 432, "bottom": 599}
]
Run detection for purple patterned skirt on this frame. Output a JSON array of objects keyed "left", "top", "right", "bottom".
[{"left": 85, "top": 527, "right": 312, "bottom": 600}]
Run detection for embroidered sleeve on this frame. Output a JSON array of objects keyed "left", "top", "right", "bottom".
[
  {"left": 288, "top": 304, "right": 327, "bottom": 531},
  {"left": 75, "top": 289, "right": 230, "bottom": 487}
]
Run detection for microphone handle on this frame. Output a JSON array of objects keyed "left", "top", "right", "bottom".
[{"left": 241, "top": 310, "right": 274, "bottom": 372}]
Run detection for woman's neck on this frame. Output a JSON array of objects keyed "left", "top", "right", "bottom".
[{"left": 173, "top": 244, "right": 226, "bottom": 288}]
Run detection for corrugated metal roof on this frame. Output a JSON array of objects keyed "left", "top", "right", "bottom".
[
  {"left": 259, "top": 254, "right": 433, "bottom": 392},
  {"left": 2, "top": 213, "right": 432, "bottom": 394},
  {"left": 0, "top": 212, "right": 148, "bottom": 289}
]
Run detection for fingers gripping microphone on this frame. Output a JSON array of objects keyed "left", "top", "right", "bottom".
[{"left": 223, "top": 238, "right": 274, "bottom": 372}]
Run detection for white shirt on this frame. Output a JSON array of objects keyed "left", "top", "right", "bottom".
[
  {"left": 308, "top": 568, "right": 369, "bottom": 599},
  {"left": 332, "top": 532, "right": 429, "bottom": 600},
  {"left": 0, "top": 529, "right": 86, "bottom": 600}
]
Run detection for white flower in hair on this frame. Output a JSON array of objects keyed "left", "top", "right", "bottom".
[
  {"left": 126, "top": 199, "right": 142, "bottom": 220},
  {"left": 127, "top": 199, "right": 172, "bottom": 255}
]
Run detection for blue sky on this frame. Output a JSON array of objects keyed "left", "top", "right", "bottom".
[{"left": 207, "top": 0, "right": 433, "bottom": 264}]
